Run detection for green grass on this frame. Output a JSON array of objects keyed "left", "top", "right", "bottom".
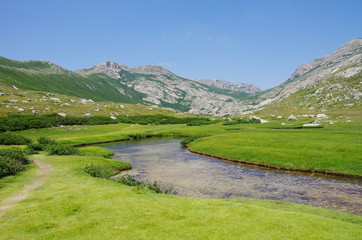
[{"left": 0, "top": 153, "right": 360, "bottom": 239}]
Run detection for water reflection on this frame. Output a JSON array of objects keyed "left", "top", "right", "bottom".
[{"left": 104, "top": 138, "right": 362, "bottom": 215}]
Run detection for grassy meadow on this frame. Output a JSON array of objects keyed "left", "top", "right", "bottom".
[{"left": 0, "top": 116, "right": 361, "bottom": 239}]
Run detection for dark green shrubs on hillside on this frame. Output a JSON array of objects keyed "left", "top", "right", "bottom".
[
  {"left": 0, "top": 149, "right": 30, "bottom": 178},
  {"left": 0, "top": 132, "right": 32, "bottom": 145},
  {"left": 83, "top": 163, "right": 115, "bottom": 178},
  {"left": 37, "top": 136, "right": 56, "bottom": 145},
  {"left": 180, "top": 136, "right": 198, "bottom": 147},
  {"left": 0, "top": 114, "right": 213, "bottom": 132},
  {"left": 46, "top": 144, "right": 81, "bottom": 156}
]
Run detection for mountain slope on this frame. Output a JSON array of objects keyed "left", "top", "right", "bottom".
[
  {"left": 0, "top": 57, "right": 143, "bottom": 104},
  {"left": 77, "top": 61, "right": 258, "bottom": 116},
  {"left": 250, "top": 38, "right": 362, "bottom": 111}
]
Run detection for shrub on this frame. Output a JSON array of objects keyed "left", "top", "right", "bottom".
[
  {"left": 0, "top": 149, "right": 30, "bottom": 165},
  {"left": 37, "top": 137, "right": 56, "bottom": 145},
  {"left": 0, "top": 156, "right": 25, "bottom": 178},
  {"left": 46, "top": 144, "right": 81, "bottom": 155},
  {"left": 83, "top": 164, "right": 114, "bottom": 178},
  {"left": 27, "top": 143, "right": 45, "bottom": 151},
  {"left": 0, "top": 132, "right": 32, "bottom": 145},
  {"left": 180, "top": 136, "right": 198, "bottom": 147},
  {"left": 0, "top": 149, "right": 30, "bottom": 178}
]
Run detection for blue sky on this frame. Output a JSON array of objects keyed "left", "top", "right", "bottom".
[{"left": 1, "top": 0, "right": 361, "bottom": 90}]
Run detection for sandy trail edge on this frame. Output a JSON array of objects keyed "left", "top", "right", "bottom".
[{"left": 0, "top": 160, "right": 51, "bottom": 214}]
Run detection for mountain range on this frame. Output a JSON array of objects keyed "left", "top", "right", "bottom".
[{"left": 0, "top": 38, "right": 361, "bottom": 116}]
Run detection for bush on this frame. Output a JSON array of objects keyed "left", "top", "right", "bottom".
[
  {"left": 0, "top": 156, "right": 25, "bottom": 178},
  {"left": 180, "top": 136, "right": 198, "bottom": 147},
  {"left": 27, "top": 143, "right": 45, "bottom": 151},
  {"left": 46, "top": 144, "right": 81, "bottom": 155},
  {"left": 0, "top": 149, "right": 30, "bottom": 165},
  {"left": 0, "top": 132, "right": 32, "bottom": 145},
  {"left": 0, "top": 149, "right": 30, "bottom": 178},
  {"left": 37, "top": 137, "right": 56, "bottom": 145},
  {"left": 83, "top": 164, "right": 114, "bottom": 178}
]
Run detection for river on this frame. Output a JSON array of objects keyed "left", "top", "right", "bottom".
[{"left": 103, "top": 138, "right": 362, "bottom": 215}]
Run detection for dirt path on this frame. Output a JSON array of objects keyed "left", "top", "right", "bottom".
[{"left": 0, "top": 160, "right": 51, "bottom": 215}]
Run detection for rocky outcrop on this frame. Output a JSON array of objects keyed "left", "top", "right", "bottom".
[
  {"left": 191, "top": 78, "right": 261, "bottom": 93},
  {"left": 78, "top": 62, "right": 255, "bottom": 116},
  {"left": 253, "top": 38, "right": 362, "bottom": 108}
]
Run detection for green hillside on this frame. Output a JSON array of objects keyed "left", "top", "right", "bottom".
[{"left": 0, "top": 57, "right": 143, "bottom": 104}]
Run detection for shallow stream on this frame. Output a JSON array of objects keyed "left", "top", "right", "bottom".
[{"left": 104, "top": 138, "right": 362, "bottom": 215}]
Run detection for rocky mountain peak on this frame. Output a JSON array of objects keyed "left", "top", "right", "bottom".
[
  {"left": 130, "top": 65, "right": 170, "bottom": 75},
  {"left": 98, "top": 61, "right": 129, "bottom": 70}
]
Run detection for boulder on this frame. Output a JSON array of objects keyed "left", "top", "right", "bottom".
[
  {"left": 50, "top": 97, "right": 61, "bottom": 103},
  {"left": 32, "top": 110, "right": 40, "bottom": 114},
  {"left": 110, "top": 116, "right": 117, "bottom": 120},
  {"left": 84, "top": 113, "right": 93, "bottom": 117},
  {"left": 17, "top": 108, "right": 25, "bottom": 111},
  {"left": 303, "top": 123, "right": 322, "bottom": 127},
  {"left": 288, "top": 115, "right": 297, "bottom": 120},
  {"left": 316, "top": 114, "right": 329, "bottom": 119},
  {"left": 57, "top": 113, "right": 67, "bottom": 117},
  {"left": 12, "top": 85, "right": 19, "bottom": 90}
]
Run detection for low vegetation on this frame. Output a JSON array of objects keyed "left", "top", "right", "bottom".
[
  {"left": 0, "top": 149, "right": 30, "bottom": 178},
  {"left": 0, "top": 113, "right": 214, "bottom": 132},
  {"left": 0, "top": 132, "right": 31, "bottom": 145},
  {"left": 114, "top": 175, "right": 173, "bottom": 194}
]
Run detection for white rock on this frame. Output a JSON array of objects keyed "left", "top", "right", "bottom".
[
  {"left": 22, "top": 100, "right": 28, "bottom": 103},
  {"left": 84, "top": 113, "right": 93, "bottom": 117},
  {"left": 50, "top": 97, "right": 61, "bottom": 103},
  {"left": 9, "top": 99, "right": 18, "bottom": 103},
  {"left": 0, "top": 93, "right": 4, "bottom": 96},
  {"left": 57, "top": 113, "right": 67, "bottom": 117},
  {"left": 316, "top": 114, "right": 329, "bottom": 119},
  {"left": 288, "top": 115, "right": 297, "bottom": 120},
  {"left": 17, "top": 108, "right": 25, "bottom": 111},
  {"left": 110, "top": 116, "right": 117, "bottom": 120},
  {"left": 281, "top": 123, "right": 286, "bottom": 125},
  {"left": 32, "top": 110, "right": 40, "bottom": 114},
  {"left": 119, "top": 105, "right": 125, "bottom": 108},
  {"left": 277, "top": 116, "right": 283, "bottom": 119},
  {"left": 12, "top": 85, "right": 19, "bottom": 90},
  {"left": 303, "top": 123, "right": 322, "bottom": 127}
]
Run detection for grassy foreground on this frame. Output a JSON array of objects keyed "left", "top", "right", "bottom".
[
  {"left": 0, "top": 151, "right": 361, "bottom": 239},
  {"left": 1, "top": 119, "right": 361, "bottom": 239}
]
